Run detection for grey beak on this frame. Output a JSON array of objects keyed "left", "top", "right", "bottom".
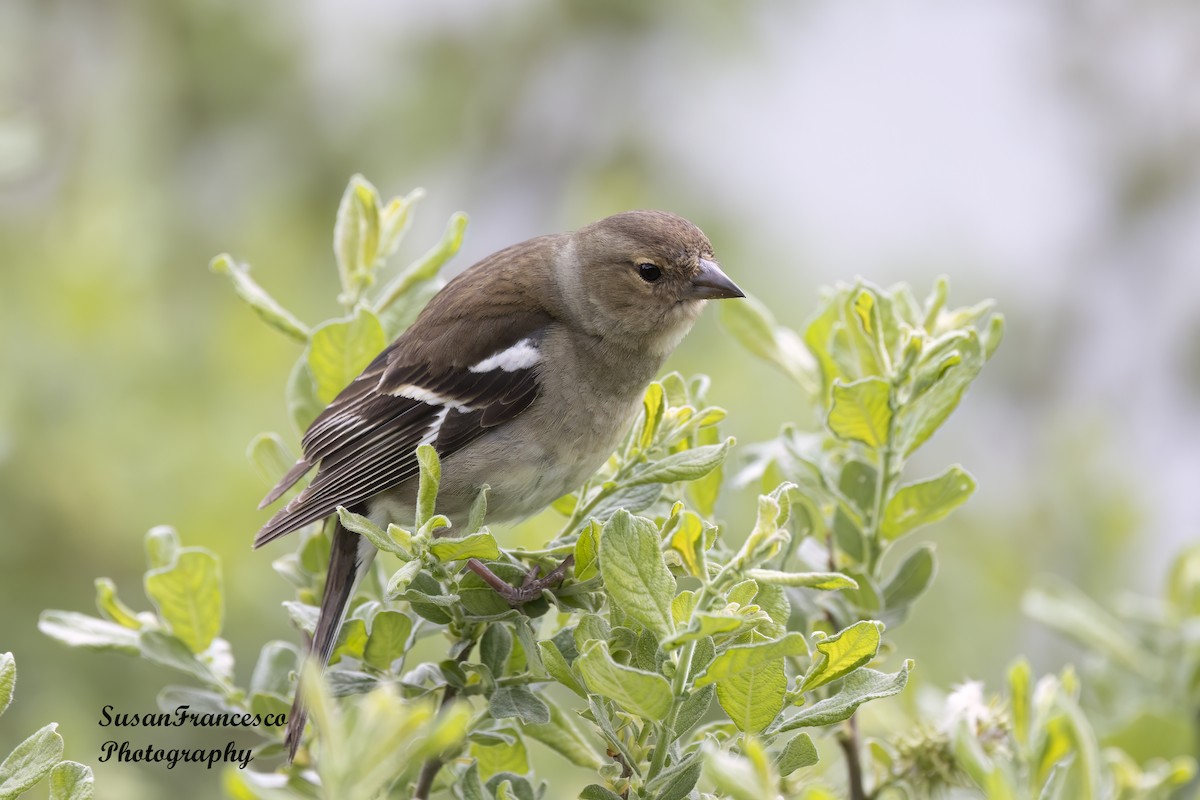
[{"left": 689, "top": 258, "right": 745, "bottom": 300}]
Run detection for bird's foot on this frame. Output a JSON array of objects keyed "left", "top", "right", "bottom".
[{"left": 465, "top": 555, "right": 575, "bottom": 606}]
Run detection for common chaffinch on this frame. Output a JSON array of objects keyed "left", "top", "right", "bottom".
[{"left": 255, "top": 209, "right": 743, "bottom": 758}]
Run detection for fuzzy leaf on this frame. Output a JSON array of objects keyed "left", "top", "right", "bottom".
[
  {"left": 0, "top": 653, "right": 14, "bottom": 718},
  {"left": 0, "top": 723, "right": 63, "bottom": 797},
  {"left": 720, "top": 293, "right": 819, "bottom": 391},
  {"left": 801, "top": 621, "right": 881, "bottom": 692},
  {"left": 576, "top": 641, "right": 673, "bottom": 720},
  {"left": 574, "top": 520, "right": 601, "bottom": 581},
  {"left": 883, "top": 545, "right": 937, "bottom": 609},
  {"left": 363, "top": 611, "right": 412, "bottom": 671},
  {"left": 747, "top": 570, "right": 858, "bottom": 591},
  {"left": 600, "top": 511, "right": 676, "bottom": 638},
  {"left": 628, "top": 441, "right": 731, "bottom": 486},
  {"left": 717, "top": 654, "right": 787, "bottom": 733},
  {"left": 490, "top": 686, "right": 551, "bottom": 725},
  {"left": 38, "top": 611, "right": 139, "bottom": 654},
  {"left": 307, "top": 308, "right": 386, "bottom": 404},
  {"left": 779, "top": 661, "right": 912, "bottom": 731},
  {"left": 882, "top": 466, "right": 976, "bottom": 540},
  {"left": 138, "top": 631, "right": 220, "bottom": 684},
  {"left": 48, "top": 761, "right": 93, "bottom": 800},
  {"left": 144, "top": 548, "right": 223, "bottom": 654},
  {"left": 538, "top": 641, "right": 586, "bottom": 698},
  {"left": 415, "top": 444, "right": 441, "bottom": 528},
  {"left": 827, "top": 377, "right": 892, "bottom": 448},
  {"left": 430, "top": 531, "right": 500, "bottom": 562},
  {"left": 777, "top": 732, "right": 819, "bottom": 775},
  {"left": 523, "top": 696, "right": 604, "bottom": 769},
  {"left": 209, "top": 255, "right": 308, "bottom": 343},
  {"left": 694, "top": 632, "right": 808, "bottom": 688},
  {"left": 93, "top": 579, "right": 142, "bottom": 630}
]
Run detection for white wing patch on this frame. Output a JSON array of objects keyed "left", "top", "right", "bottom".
[
  {"left": 469, "top": 338, "right": 540, "bottom": 373},
  {"left": 420, "top": 406, "right": 451, "bottom": 446},
  {"left": 385, "top": 383, "right": 473, "bottom": 411}
]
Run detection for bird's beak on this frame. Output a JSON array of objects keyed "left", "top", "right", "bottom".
[{"left": 688, "top": 258, "right": 745, "bottom": 300}]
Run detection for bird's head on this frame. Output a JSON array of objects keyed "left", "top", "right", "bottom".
[{"left": 561, "top": 210, "right": 744, "bottom": 353}]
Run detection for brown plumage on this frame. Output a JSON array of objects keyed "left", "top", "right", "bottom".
[{"left": 254, "top": 210, "right": 744, "bottom": 759}]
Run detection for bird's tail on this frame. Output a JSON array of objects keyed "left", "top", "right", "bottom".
[{"left": 285, "top": 516, "right": 377, "bottom": 761}]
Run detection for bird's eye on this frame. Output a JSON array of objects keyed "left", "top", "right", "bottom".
[{"left": 636, "top": 262, "right": 662, "bottom": 282}]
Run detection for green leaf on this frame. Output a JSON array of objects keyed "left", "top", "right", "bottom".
[
  {"left": 144, "top": 525, "right": 179, "bottom": 570},
  {"left": 0, "top": 653, "right": 12, "bottom": 718},
  {"left": 334, "top": 174, "right": 381, "bottom": 296},
  {"left": 801, "top": 621, "right": 881, "bottom": 692},
  {"left": 385, "top": 559, "right": 423, "bottom": 599},
  {"left": 702, "top": 738, "right": 774, "bottom": 800},
  {"left": 490, "top": 686, "right": 550, "bottom": 724},
  {"left": 482, "top": 623, "right": 513, "bottom": 678},
  {"left": 93, "top": 578, "right": 143, "bottom": 629},
  {"left": 638, "top": 381, "right": 666, "bottom": 451},
  {"left": 667, "top": 511, "right": 708, "bottom": 579},
  {"left": 663, "top": 613, "right": 746, "bottom": 649},
  {"left": 138, "top": 631, "right": 220, "bottom": 685},
  {"left": 574, "top": 520, "right": 600, "bottom": 582},
  {"left": 883, "top": 545, "right": 937, "bottom": 609},
  {"left": 778, "top": 661, "right": 911, "bottom": 731},
  {"left": 416, "top": 444, "right": 441, "bottom": 528},
  {"left": 720, "top": 293, "right": 819, "bottom": 391},
  {"left": 374, "top": 212, "right": 468, "bottom": 313},
  {"left": 1009, "top": 659, "right": 1032, "bottom": 748},
  {"left": 144, "top": 548, "right": 223, "bottom": 654},
  {"left": 1022, "top": 579, "right": 1152, "bottom": 679},
  {"left": 286, "top": 356, "right": 323, "bottom": 433},
  {"left": 246, "top": 432, "right": 296, "bottom": 487},
  {"left": 579, "top": 786, "right": 624, "bottom": 800},
  {"left": 882, "top": 466, "right": 976, "bottom": 540},
  {"left": 0, "top": 723, "right": 63, "bottom": 798},
  {"left": 467, "top": 484, "right": 490, "bottom": 534},
  {"left": 687, "top": 424, "right": 726, "bottom": 518},
  {"left": 628, "top": 440, "right": 731, "bottom": 486},
  {"left": 675, "top": 688, "right": 715, "bottom": 745},
  {"left": 307, "top": 308, "right": 387, "bottom": 404},
  {"left": 336, "top": 506, "right": 409, "bottom": 558},
  {"left": 330, "top": 617, "right": 369, "bottom": 664},
  {"left": 600, "top": 511, "right": 676, "bottom": 638},
  {"left": 647, "top": 751, "right": 703, "bottom": 800},
  {"left": 717, "top": 654, "right": 787, "bottom": 733},
  {"left": 48, "top": 760, "right": 93, "bottom": 800},
  {"left": 588, "top": 482, "right": 663, "bottom": 520},
  {"left": 897, "top": 330, "right": 983, "bottom": 456},
  {"left": 694, "top": 632, "right": 808, "bottom": 688},
  {"left": 249, "top": 641, "right": 299, "bottom": 698},
  {"left": 776, "top": 732, "right": 819, "bottom": 775},
  {"left": 827, "top": 377, "right": 892, "bottom": 448},
  {"left": 538, "top": 641, "right": 586, "bottom": 698},
  {"left": 523, "top": 695, "right": 604, "bottom": 770},
  {"left": 575, "top": 641, "right": 673, "bottom": 720},
  {"left": 470, "top": 732, "right": 528, "bottom": 779},
  {"left": 747, "top": 570, "right": 858, "bottom": 591},
  {"left": 38, "top": 611, "right": 140, "bottom": 654},
  {"left": 430, "top": 531, "right": 500, "bottom": 562},
  {"left": 209, "top": 254, "right": 309, "bottom": 343},
  {"left": 363, "top": 611, "right": 412, "bottom": 671}
]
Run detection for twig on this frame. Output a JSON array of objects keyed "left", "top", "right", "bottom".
[
  {"left": 838, "top": 715, "right": 867, "bottom": 800},
  {"left": 413, "top": 644, "right": 474, "bottom": 799}
]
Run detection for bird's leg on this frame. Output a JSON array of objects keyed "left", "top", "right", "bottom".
[{"left": 465, "top": 555, "right": 575, "bottom": 606}]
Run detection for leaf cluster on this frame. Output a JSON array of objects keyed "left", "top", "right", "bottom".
[{"left": 0, "top": 652, "right": 94, "bottom": 799}]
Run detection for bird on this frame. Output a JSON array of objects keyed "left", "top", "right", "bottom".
[{"left": 253, "top": 209, "right": 744, "bottom": 759}]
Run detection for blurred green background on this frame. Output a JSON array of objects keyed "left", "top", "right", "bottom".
[{"left": 2, "top": 1, "right": 1198, "bottom": 797}]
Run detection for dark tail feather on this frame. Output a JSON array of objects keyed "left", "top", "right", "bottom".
[{"left": 285, "top": 518, "right": 376, "bottom": 760}]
